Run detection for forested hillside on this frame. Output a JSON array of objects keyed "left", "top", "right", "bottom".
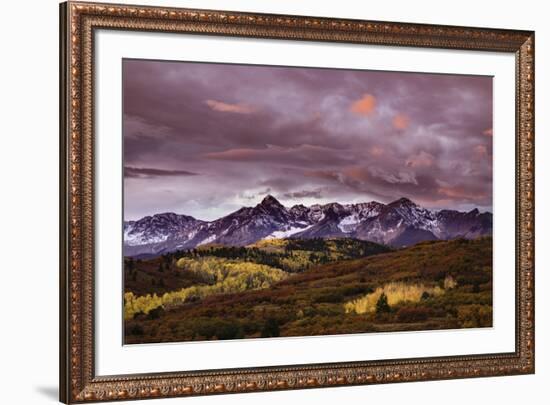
[{"left": 124, "top": 237, "right": 492, "bottom": 343}]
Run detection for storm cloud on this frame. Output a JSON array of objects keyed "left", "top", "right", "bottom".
[
  {"left": 123, "top": 59, "right": 493, "bottom": 221},
  {"left": 124, "top": 166, "right": 199, "bottom": 179}
]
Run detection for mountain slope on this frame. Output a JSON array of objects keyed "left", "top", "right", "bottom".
[{"left": 124, "top": 195, "right": 492, "bottom": 256}]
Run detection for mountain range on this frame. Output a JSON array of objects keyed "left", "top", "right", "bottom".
[{"left": 124, "top": 195, "right": 492, "bottom": 257}]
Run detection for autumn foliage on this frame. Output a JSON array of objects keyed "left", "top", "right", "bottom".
[{"left": 124, "top": 237, "right": 493, "bottom": 343}]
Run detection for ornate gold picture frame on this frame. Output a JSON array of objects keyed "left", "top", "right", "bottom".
[{"left": 60, "top": 1, "right": 535, "bottom": 403}]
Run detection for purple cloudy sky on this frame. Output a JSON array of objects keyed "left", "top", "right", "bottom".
[{"left": 123, "top": 59, "right": 493, "bottom": 221}]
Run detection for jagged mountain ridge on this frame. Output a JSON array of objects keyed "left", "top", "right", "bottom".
[{"left": 124, "top": 195, "right": 492, "bottom": 257}]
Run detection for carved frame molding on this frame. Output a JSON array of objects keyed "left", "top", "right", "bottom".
[{"left": 59, "top": 2, "right": 535, "bottom": 403}]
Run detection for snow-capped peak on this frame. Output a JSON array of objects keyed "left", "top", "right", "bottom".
[{"left": 123, "top": 197, "right": 492, "bottom": 256}]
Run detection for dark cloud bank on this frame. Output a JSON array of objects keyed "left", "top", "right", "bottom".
[{"left": 123, "top": 59, "right": 493, "bottom": 221}]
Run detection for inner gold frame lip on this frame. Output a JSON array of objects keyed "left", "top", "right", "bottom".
[{"left": 60, "top": 1, "right": 535, "bottom": 403}]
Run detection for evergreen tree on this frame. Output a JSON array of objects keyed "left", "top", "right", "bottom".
[
  {"left": 376, "top": 293, "right": 391, "bottom": 314},
  {"left": 261, "top": 318, "right": 280, "bottom": 338}
]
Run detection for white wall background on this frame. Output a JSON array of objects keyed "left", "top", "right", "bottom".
[{"left": 0, "top": 0, "right": 546, "bottom": 404}]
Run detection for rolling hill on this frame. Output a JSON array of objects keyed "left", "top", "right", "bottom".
[{"left": 124, "top": 236, "right": 492, "bottom": 343}]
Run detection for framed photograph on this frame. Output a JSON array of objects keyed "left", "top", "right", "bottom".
[{"left": 60, "top": 1, "right": 535, "bottom": 402}]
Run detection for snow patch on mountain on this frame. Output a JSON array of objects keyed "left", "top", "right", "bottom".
[
  {"left": 124, "top": 228, "right": 169, "bottom": 246},
  {"left": 265, "top": 225, "right": 314, "bottom": 239},
  {"left": 197, "top": 234, "right": 217, "bottom": 246},
  {"left": 337, "top": 214, "right": 361, "bottom": 233}
]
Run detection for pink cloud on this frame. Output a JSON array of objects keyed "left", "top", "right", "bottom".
[
  {"left": 393, "top": 114, "right": 410, "bottom": 130},
  {"left": 473, "top": 144, "right": 488, "bottom": 159},
  {"left": 342, "top": 166, "right": 370, "bottom": 182},
  {"left": 205, "top": 99, "right": 256, "bottom": 114},
  {"left": 368, "top": 146, "right": 385, "bottom": 157},
  {"left": 204, "top": 144, "right": 351, "bottom": 166},
  {"left": 303, "top": 169, "right": 341, "bottom": 182},
  {"left": 406, "top": 151, "right": 435, "bottom": 168},
  {"left": 350, "top": 94, "right": 376, "bottom": 116},
  {"left": 438, "top": 186, "right": 487, "bottom": 200}
]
